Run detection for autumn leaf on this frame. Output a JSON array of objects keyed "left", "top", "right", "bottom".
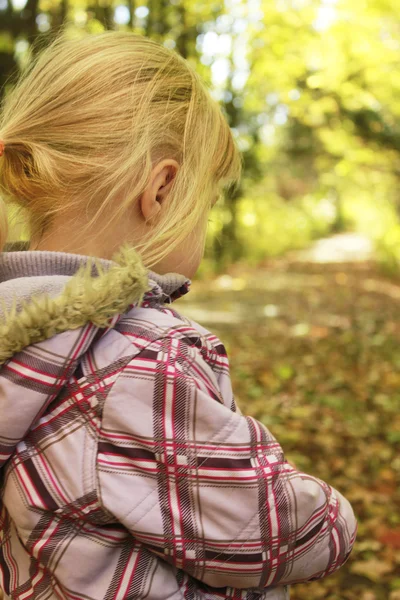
[
  {"left": 350, "top": 559, "right": 393, "bottom": 582},
  {"left": 378, "top": 528, "right": 400, "bottom": 550}
]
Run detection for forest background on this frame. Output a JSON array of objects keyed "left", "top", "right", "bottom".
[{"left": 1, "top": 0, "right": 400, "bottom": 598}]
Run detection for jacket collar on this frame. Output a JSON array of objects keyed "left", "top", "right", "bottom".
[
  {"left": 1, "top": 242, "right": 191, "bottom": 303},
  {"left": 0, "top": 243, "right": 190, "bottom": 365}
]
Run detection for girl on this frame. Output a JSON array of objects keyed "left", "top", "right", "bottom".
[{"left": 0, "top": 30, "right": 357, "bottom": 600}]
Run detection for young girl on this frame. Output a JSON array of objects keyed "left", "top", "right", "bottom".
[{"left": 0, "top": 30, "right": 356, "bottom": 600}]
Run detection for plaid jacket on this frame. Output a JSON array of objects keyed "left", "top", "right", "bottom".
[{"left": 0, "top": 244, "right": 357, "bottom": 600}]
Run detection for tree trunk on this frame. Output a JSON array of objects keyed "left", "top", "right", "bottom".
[
  {"left": 129, "top": 0, "right": 136, "bottom": 29},
  {"left": 91, "top": 0, "right": 114, "bottom": 31},
  {"left": 213, "top": 184, "right": 243, "bottom": 270},
  {"left": 22, "top": 0, "right": 40, "bottom": 45},
  {"left": 103, "top": 4, "right": 114, "bottom": 30},
  {"left": 175, "top": 3, "right": 188, "bottom": 58},
  {"left": 0, "top": 52, "right": 18, "bottom": 102},
  {"left": 145, "top": 0, "right": 155, "bottom": 37},
  {"left": 157, "top": 0, "right": 168, "bottom": 38},
  {"left": 59, "top": 0, "right": 68, "bottom": 28},
  {"left": 51, "top": 0, "right": 68, "bottom": 34},
  {"left": 213, "top": 58, "right": 243, "bottom": 269}
]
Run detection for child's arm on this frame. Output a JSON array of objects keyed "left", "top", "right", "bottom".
[{"left": 97, "top": 335, "right": 357, "bottom": 590}]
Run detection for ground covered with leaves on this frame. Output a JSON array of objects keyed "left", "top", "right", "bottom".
[{"left": 179, "top": 254, "right": 400, "bottom": 600}]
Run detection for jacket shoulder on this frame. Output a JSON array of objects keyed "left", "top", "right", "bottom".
[
  {"left": 80, "top": 304, "right": 231, "bottom": 413},
  {"left": 109, "top": 304, "right": 229, "bottom": 368}
]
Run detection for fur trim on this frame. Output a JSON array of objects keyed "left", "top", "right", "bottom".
[{"left": 0, "top": 244, "right": 149, "bottom": 365}]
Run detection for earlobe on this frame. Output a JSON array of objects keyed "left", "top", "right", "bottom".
[
  {"left": 150, "top": 202, "right": 161, "bottom": 219},
  {"left": 140, "top": 187, "right": 158, "bottom": 223}
]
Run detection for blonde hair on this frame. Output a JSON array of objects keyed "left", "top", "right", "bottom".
[{"left": 0, "top": 29, "right": 242, "bottom": 265}]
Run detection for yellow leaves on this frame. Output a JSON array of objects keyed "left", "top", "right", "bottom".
[
  {"left": 291, "top": 323, "right": 310, "bottom": 337},
  {"left": 330, "top": 456, "right": 346, "bottom": 472},
  {"left": 382, "top": 371, "right": 400, "bottom": 389},
  {"left": 355, "top": 540, "right": 383, "bottom": 553},
  {"left": 335, "top": 272, "right": 348, "bottom": 285},
  {"left": 301, "top": 97, "right": 340, "bottom": 127},
  {"left": 335, "top": 160, "right": 352, "bottom": 177},
  {"left": 306, "top": 74, "right": 323, "bottom": 89},
  {"left": 378, "top": 527, "right": 400, "bottom": 550},
  {"left": 347, "top": 147, "right": 378, "bottom": 166},
  {"left": 274, "top": 363, "right": 295, "bottom": 381},
  {"left": 318, "top": 96, "right": 340, "bottom": 114},
  {"left": 378, "top": 467, "right": 396, "bottom": 484},
  {"left": 290, "top": 405, "right": 314, "bottom": 419},
  {"left": 361, "top": 593, "right": 377, "bottom": 600},
  {"left": 309, "top": 325, "right": 330, "bottom": 338},
  {"left": 0, "top": 32, "right": 14, "bottom": 53},
  {"left": 241, "top": 212, "right": 257, "bottom": 227},
  {"left": 350, "top": 559, "right": 393, "bottom": 582},
  {"left": 214, "top": 275, "right": 246, "bottom": 291},
  {"left": 318, "top": 127, "right": 351, "bottom": 155}
]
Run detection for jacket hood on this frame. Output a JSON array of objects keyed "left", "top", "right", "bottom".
[{"left": 0, "top": 243, "right": 190, "bottom": 473}]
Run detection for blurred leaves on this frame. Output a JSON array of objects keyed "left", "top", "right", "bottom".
[
  {"left": 350, "top": 560, "right": 393, "bottom": 582},
  {"left": 3, "top": 0, "right": 400, "bottom": 274},
  {"left": 180, "top": 252, "right": 400, "bottom": 599}
]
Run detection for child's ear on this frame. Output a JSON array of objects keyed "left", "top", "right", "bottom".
[
  {"left": 140, "top": 187, "right": 161, "bottom": 222},
  {"left": 140, "top": 159, "right": 179, "bottom": 223},
  {"left": 154, "top": 160, "right": 179, "bottom": 202}
]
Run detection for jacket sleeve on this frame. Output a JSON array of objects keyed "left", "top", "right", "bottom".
[{"left": 96, "top": 335, "right": 357, "bottom": 590}]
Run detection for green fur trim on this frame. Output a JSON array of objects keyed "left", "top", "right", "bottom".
[{"left": 0, "top": 243, "right": 150, "bottom": 365}]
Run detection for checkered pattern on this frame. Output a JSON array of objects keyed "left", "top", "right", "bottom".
[{"left": 0, "top": 284, "right": 356, "bottom": 599}]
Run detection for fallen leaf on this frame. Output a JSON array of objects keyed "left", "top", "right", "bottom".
[
  {"left": 350, "top": 559, "right": 393, "bottom": 581},
  {"left": 355, "top": 539, "right": 382, "bottom": 552},
  {"left": 361, "top": 592, "right": 376, "bottom": 600},
  {"left": 378, "top": 527, "right": 400, "bottom": 549}
]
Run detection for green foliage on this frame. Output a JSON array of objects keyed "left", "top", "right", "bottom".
[
  {"left": 205, "top": 186, "right": 336, "bottom": 272},
  {"left": 2, "top": 0, "right": 400, "bottom": 273},
  {"left": 375, "top": 224, "right": 400, "bottom": 277},
  {"left": 238, "top": 0, "right": 400, "bottom": 274}
]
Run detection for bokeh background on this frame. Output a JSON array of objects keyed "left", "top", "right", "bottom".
[{"left": 1, "top": 1, "right": 400, "bottom": 599}]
